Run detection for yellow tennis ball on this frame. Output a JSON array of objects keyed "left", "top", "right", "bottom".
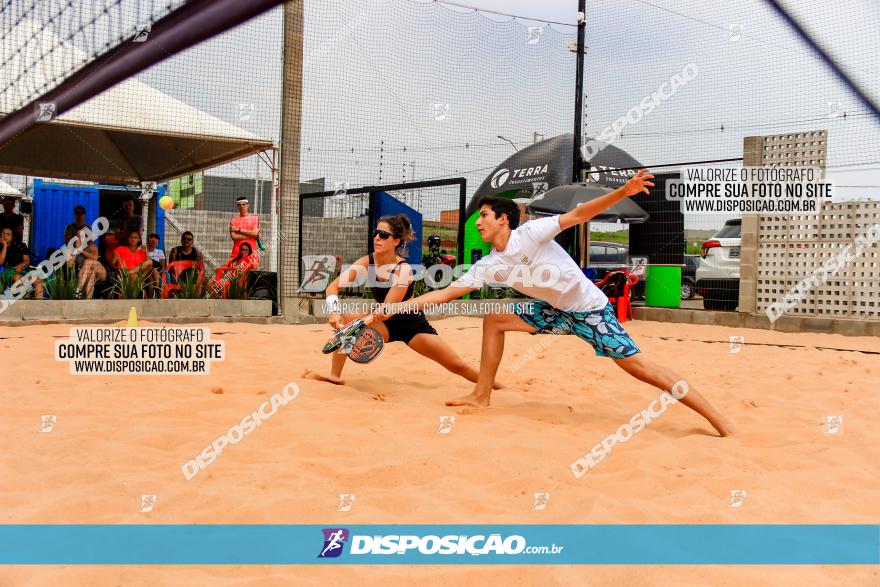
[{"left": 159, "top": 195, "right": 174, "bottom": 211}]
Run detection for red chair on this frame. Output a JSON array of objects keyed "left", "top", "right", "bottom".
[
  {"left": 161, "top": 261, "right": 204, "bottom": 298},
  {"left": 213, "top": 266, "right": 237, "bottom": 297},
  {"left": 595, "top": 270, "right": 638, "bottom": 322},
  {"left": 213, "top": 259, "right": 256, "bottom": 297}
]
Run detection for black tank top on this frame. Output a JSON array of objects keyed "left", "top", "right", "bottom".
[
  {"left": 173, "top": 246, "right": 199, "bottom": 262},
  {"left": 370, "top": 254, "right": 414, "bottom": 303}
]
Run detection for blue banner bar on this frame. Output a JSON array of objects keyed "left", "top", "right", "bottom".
[{"left": 0, "top": 525, "right": 877, "bottom": 565}]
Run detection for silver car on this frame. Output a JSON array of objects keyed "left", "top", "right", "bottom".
[{"left": 695, "top": 219, "right": 741, "bottom": 311}]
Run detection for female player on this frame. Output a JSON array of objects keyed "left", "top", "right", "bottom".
[{"left": 304, "top": 214, "right": 503, "bottom": 388}]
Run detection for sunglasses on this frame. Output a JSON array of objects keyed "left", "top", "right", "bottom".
[
  {"left": 237, "top": 202, "right": 248, "bottom": 207},
  {"left": 183, "top": 237, "right": 193, "bottom": 242},
  {"left": 372, "top": 229, "right": 393, "bottom": 240}
]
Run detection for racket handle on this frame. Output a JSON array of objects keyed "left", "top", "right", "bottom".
[{"left": 322, "top": 316, "right": 372, "bottom": 354}]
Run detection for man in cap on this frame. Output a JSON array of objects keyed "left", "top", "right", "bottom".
[{"left": 229, "top": 196, "right": 260, "bottom": 269}]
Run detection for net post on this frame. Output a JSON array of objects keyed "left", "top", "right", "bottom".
[
  {"left": 367, "top": 191, "right": 377, "bottom": 258},
  {"left": 279, "top": 0, "right": 304, "bottom": 320},
  {"left": 457, "top": 178, "right": 466, "bottom": 265}
]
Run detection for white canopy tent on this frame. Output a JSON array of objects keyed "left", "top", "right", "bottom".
[
  {"left": 0, "top": 19, "right": 273, "bottom": 184},
  {"left": 0, "top": 179, "right": 25, "bottom": 198}
]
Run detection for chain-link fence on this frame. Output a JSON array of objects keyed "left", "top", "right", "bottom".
[{"left": 2, "top": 0, "right": 877, "bottom": 318}]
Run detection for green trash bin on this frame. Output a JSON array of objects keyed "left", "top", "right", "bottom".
[{"left": 645, "top": 264, "right": 682, "bottom": 308}]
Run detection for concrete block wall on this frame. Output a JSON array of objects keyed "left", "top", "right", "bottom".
[
  {"left": 738, "top": 214, "right": 759, "bottom": 314},
  {"left": 754, "top": 201, "right": 880, "bottom": 320},
  {"left": 300, "top": 216, "right": 369, "bottom": 265},
  {"left": 165, "top": 209, "right": 275, "bottom": 274}
]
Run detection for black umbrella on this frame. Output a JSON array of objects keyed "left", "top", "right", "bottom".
[
  {"left": 522, "top": 183, "right": 649, "bottom": 223},
  {"left": 468, "top": 132, "right": 644, "bottom": 218}
]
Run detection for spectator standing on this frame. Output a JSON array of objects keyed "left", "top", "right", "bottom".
[
  {"left": 0, "top": 196, "right": 24, "bottom": 244},
  {"left": 115, "top": 197, "right": 143, "bottom": 237},
  {"left": 105, "top": 197, "right": 143, "bottom": 261},
  {"left": 229, "top": 196, "right": 260, "bottom": 269},
  {"left": 64, "top": 205, "right": 89, "bottom": 243}
]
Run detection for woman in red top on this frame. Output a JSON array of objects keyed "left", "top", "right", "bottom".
[
  {"left": 220, "top": 242, "right": 258, "bottom": 274},
  {"left": 212, "top": 242, "right": 257, "bottom": 296},
  {"left": 115, "top": 230, "right": 154, "bottom": 283}
]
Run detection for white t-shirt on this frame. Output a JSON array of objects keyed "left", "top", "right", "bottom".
[
  {"left": 452, "top": 215, "right": 608, "bottom": 312},
  {"left": 147, "top": 248, "right": 166, "bottom": 263}
]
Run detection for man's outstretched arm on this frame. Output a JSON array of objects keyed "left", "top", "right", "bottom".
[
  {"left": 558, "top": 168, "right": 654, "bottom": 231},
  {"left": 375, "top": 285, "right": 475, "bottom": 319}
]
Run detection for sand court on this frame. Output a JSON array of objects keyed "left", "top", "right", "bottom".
[{"left": 1, "top": 316, "right": 878, "bottom": 584}]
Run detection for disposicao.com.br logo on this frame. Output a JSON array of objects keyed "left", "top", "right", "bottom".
[{"left": 317, "top": 528, "right": 564, "bottom": 558}]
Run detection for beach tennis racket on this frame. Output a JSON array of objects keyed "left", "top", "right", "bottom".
[
  {"left": 321, "top": 315, "right": 377, "bottom": 354},
  {"left": 346, "top": 326, "right": 384, "bottom": 364}
]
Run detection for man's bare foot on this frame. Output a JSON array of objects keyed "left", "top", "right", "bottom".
[
  {"left": 445, "top": 391, "right": 491, "bottom": 407},
  {"left": 302, "top": 369, "right": 345, "bottom": 386}
]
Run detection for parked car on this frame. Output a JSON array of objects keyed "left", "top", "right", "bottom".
[
  {"left": 695, "top": 218, "right": 741, "bottom": 311},
  {"left": 680, "top": 254, "right": 700, "bottom": 300},
  {"left": 587, "top": 241, "right": 628, "bottom": 277},
  {"left": 586, "top": 243, "right": 697, "bottom": 301}
]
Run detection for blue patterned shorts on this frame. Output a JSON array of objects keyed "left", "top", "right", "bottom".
[{"left": 512, "top": 301, "right": 640, "bottom": 359}]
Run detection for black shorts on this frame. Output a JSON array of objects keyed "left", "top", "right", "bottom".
[{"left": 384, "top": 311, "right": 437, "bottom": 344}]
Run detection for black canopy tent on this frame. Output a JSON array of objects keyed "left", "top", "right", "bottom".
[
  {"left": 524, "top": 183, "right": 649, "bottom": 223},
  {"left": 469, "top": 133, "right": 648, "bottom": 265},
  {"left": 469, "top": 133, "right": 645, "bottom": 211}
]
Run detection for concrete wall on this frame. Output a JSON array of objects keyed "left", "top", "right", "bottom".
[
  {"left": 738, "top": 136, "right": 764, "bottom": 315},
  {"left": 738, "top": 214, "right": 759, "bottom": 313},
  {"left": 164, "top": 209, "right": 274, "bottom": 275},
  {"left": 754, "top": 201, "right": 880, "bottom": 320},
  {"left": 0, "top": 299, "right": 272, "bottom": 324},
  {"left": 739, "top": 131, "right": 833, "bottom": 317},
  {"left": 296, "top": 296, "right": 880, "bottom": 338},
  {"left": 300, "top": 216, "right": 368, "bottom": 265},
  {"left": 635, "top": 305, "right": 880, "bottom": 337}
]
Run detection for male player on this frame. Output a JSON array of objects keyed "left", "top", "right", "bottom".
[{"left": 375, "top": 169, "right": 734, "bottom": 437}]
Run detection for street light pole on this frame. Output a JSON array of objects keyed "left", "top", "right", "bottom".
[
  {"left": 497, "top": 135, "right": 519, "bottom": 152},
  {"left": 572, "top": 0, "right": 586, "bottom": 184}
]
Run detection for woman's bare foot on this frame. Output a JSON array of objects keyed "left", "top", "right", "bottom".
[
  {"left": 445, "top": 391, "right": 491, "bottom": 407},
  {"left": 302, "top": 369, "right": 345, "bottom": 385},
  {"left": 492, "top": 380, "right": 507, "bottom": 390},
  {"left": 715, "top": 417, "right": 736, "bottom": 437}
]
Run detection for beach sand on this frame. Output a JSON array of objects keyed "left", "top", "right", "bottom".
[{"left": 2, "top": 316, "right": 878, "bottom": 585}]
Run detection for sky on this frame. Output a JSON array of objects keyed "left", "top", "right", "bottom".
[{"left": 458, "top": 0, "right": 880, "bottom": 202}]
